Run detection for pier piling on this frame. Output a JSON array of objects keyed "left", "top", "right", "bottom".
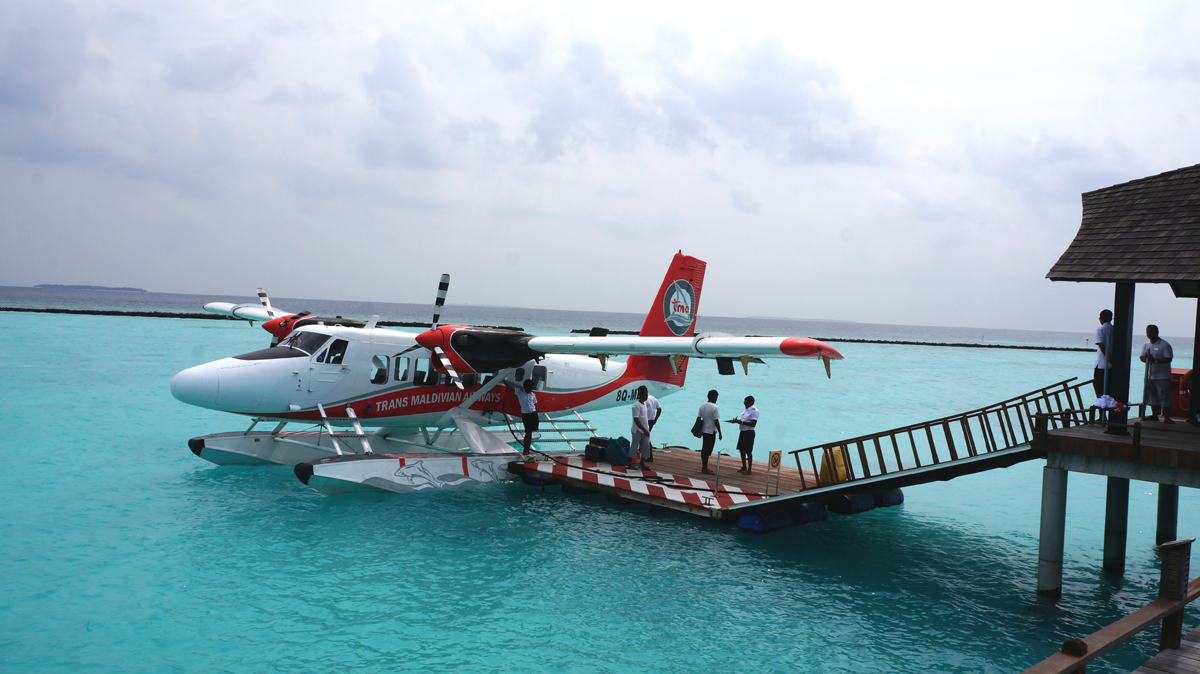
[
  {"left": 1038, "top": 466, "right": 1069, "bottom": 597},
  {"left": 1156, "top": 484, "right": 1180, "bottom": 546},
  {"left": 1102, "top": 476, "right": 1129, "bottom": 575}
]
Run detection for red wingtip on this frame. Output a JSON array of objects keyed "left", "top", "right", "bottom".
[{"left": 780, "top": 337, "right": 844, "bottom": 360}]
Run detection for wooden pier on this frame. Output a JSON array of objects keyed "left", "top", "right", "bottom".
[{"left": 510, "top": 379, "right": 1092, "bottom": 524}]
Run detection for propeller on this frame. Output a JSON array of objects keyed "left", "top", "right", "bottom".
[
  {"left": 422, "top": 274, "right": 464, "bottom": 389},
  {"left": 256, "top": 287, "right": 280, "bottom": 346},
  {"left": 257, "top": 287, "right": 275, "bottom": 318},
  {"left": 432, "top": 274, "right": 449, "bottom": 329}
]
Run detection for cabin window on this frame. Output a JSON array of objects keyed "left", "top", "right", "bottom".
[
  {"left": 414, "top": 357, "right": 437, "bottom": 386},
  {"left": 461, "top": 373, "right": 477, "bottom": 389},
  {"left": 314, "top": 346, "right": 329, "bottom": 363},
  {"left": 394, "top": 357, "right": 410, "bottom": 382},
  {"left": 283, "top": 331, "right": 330, "bottom": 355},
  {"left": 532, "top": 365, "right": 548, "bottom": 390},
  {"left": 514, "top": 367, "right": 526, "bottom": 384},
  {"left": 327, "top": 339, "right": 349, "bottom": 365},
  {"left": 370, "top": 355, "right": 389, "bottom": 385}
]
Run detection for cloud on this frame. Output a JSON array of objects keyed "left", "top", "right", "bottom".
[
  {"left": 656, "top": 39, "right": 880, "bottom": 164},
  {"left": 0, "top": 0, "right": 87, "bottom": 109},
  {"left": 164, "top": 39, "right": 263, "bottom": 92}
]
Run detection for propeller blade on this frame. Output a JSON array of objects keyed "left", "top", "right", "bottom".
[
  {"left": 256, "top": 287, "right": 275, "bottom": 318},
  {"left": 434, "top": 346, "right": 465, "bottom": 389},
  {"left": 432, "top": 274, "right": 449, "bottom": 329}
]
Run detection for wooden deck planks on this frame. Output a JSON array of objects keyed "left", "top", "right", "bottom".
[
  {"left": 1042, "top": 422, "right": 1200, "bottom": 471},
  {"left": 1131, "top": 626, "right": 1200, "bottom": 673},
  {"left": 646, "top": 446, "right": 817, "bottom": 496}
]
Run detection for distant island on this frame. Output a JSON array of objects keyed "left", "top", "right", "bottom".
[{"left": 33, "top": 284, "right": 147, "bottom": 292}]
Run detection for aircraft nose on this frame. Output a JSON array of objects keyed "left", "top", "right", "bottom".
[{"left": 171, "top": 364, "right": 219, "bottom": 409}]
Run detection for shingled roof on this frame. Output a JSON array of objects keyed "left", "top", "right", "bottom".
[{"left": 1047, "top": 162, "right": 1200, "bottom": 295}]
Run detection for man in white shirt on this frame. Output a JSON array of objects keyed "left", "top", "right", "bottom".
[
  {"left": 643, "top": 393, "right": 662, "bottom": 463},
  {"left": 1139, "top": 324, "right": 1174, "bottom": 423},
  {"left": 1093, "top": 310, "right": 1114, "bottom": 399},
  {"left": 727, "top": 396, "right": 759, "bottom": 475},
  {"left": 645, "top": 394, "right": 662, "bottom": 430},
  {"left": 513, "top": 379, "right": 539, "bottom": 457},
  {"left": 696, "top": 390, "right": 722, "bottom": 474},
  {"left": 630, "top": 386, "right": 653, "bottom": 470}
]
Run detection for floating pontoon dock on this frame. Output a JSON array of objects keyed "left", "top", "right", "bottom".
[{"left": 511, "top": 378, "right": 1092, "bottom": 527}]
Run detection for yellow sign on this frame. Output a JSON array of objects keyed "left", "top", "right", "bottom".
[{"left": 768, "top": 449, "right": 782, "bottom": 470}]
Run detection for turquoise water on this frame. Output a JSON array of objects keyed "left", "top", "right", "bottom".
[{"left": 1, "top": 311, "right": 1197, "bottom": 673}]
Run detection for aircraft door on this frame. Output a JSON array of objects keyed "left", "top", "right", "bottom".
[{"left": 308, "top": 338, "right": 350, "bottom": 402}]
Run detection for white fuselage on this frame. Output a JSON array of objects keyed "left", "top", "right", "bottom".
[{"left": 171, "top": 325, "right": 679, "bottom": 429}]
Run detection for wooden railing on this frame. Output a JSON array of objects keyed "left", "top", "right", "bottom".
[{"left": 788, "top": 378, "right": 1093, "bottom": 490}]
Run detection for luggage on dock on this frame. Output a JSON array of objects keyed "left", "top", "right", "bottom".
[
  {"left": 584, "top": 436, "right": 611, "bottom": 462},
  {"left": 605, "top": 437, "right": 631, "bottom": 465}
]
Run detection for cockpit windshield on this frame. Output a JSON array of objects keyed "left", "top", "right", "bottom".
[{"left": 280, "top": 331, "right": 331, "bottom": 355}]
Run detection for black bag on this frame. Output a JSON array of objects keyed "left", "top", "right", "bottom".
[
  {"left": 691, "top": 416, "right": 704, "bottom": 438},
  {"left": 584, "top": 444, "right": 605, "bottom": 462}
]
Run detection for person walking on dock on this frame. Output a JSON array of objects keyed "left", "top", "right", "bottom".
[
  {"left": 1093, "top": 309, "right": 1114, "bottom": 399},
  {"left": 728, "top": 396, "right": 759, "bottom": 475},
  {"left": 631, "top": 386, "right": 654, "bottom": 470},
  {"left": 514, "top": 379, "right": 539, "bottom": 458},
  {"left": 1139, "top": 324, "right": 1174, "bottom": 423},
  {"left": 697, "top": 390, "right": 722, "bottom": 474}
]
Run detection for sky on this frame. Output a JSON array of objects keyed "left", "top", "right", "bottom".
[{"left": 2, "top": 0, "right": 1200, "bottom": 336}]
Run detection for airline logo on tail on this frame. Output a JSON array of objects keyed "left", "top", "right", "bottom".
[{"left": 662, "top": 280, "right": 696, "bottom": 336}]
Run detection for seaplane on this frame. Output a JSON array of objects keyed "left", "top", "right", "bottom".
[{"left": 171, "top": 252, "right": 844, "bottom": 495}]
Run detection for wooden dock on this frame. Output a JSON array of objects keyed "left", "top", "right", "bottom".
[
  {"left": 1039, "top": 421, "right": 1200, "bottom": 488},
  {"left": 1133, "top": 625, "right": 1200, "bottom": 673},
  {"left": 510, "top": 379, "right": 1096, "bottom": 523},
  {"left": 508, "top": 446, "right": 820, "bottom": 521}
]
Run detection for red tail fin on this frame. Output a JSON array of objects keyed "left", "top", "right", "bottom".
[{"left": 628, "top": 252, "right": 707, "bottom": 386}]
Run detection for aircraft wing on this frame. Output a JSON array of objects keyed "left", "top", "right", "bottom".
[
  {"left": 524, "top": 335, "right": 844, "bottom": 360},
  {"left": 202, "top": 302, "right": 289, "bottom": 323}
]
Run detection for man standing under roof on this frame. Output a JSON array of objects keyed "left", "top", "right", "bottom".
[
  {"left": 1093, "top": 309, "right": 1114, "bottom": 399},
  {"left": 1139, "top": 324, "right": 1174, "bottom": 423},
  {"left": 728, "top": 396, "right": 759, "bottom": 475},
  {"left": 514, "top": 379, "right": 539, "bottom": 458}
]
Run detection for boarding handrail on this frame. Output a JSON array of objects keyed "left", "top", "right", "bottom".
[{"left": 788, "top": 378, "right": 1093, "bottom": 490}]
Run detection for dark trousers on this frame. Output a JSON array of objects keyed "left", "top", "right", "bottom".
[
  {"left": 701, "top": 432, "right": 716, "bottom": 469},
  {"left": 521, "top": 412, "right": 539, "bottom": 451},
  {"left": 1093, "top": 367, "right": 1109, "bottom": 398},
  {"left": 737, "top": 430, "right": 755, "bottom": 465}
]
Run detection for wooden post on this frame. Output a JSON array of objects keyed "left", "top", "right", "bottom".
[
  {"left": 1156, "top": 485, "right": 1179, "bottom": 546},
  {"left": 1038, "top": 466, "right": 1069, "bottom": 597},
  {"left": 1192, "top": 298, "right": 1200, "bottom": 422},
  {"left": 1106, "top": 282, "right": 1136, "bottom": 435},
  {"left": 1157, "top": 538, "right": 1193, "bottom": 651},
  {"left": 1102, "top": 477, "right": 1129, "bottom": 575}
]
